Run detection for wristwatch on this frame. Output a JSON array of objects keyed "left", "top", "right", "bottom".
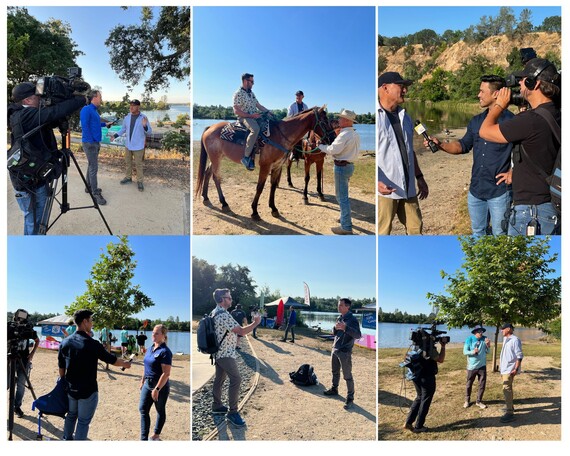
[{"left": 154, "top": 386, "right": 160, "bottom": 392}]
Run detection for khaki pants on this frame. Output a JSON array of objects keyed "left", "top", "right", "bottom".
[
  {"left": 240, "top": 117, "right": 260, "bottom": 158},
  {"left": 125, "top": 148, "right": 145, "bottom": 183},
  {"left": 378, "top": 196, "right": 423, "bottom": 235},
  {"left": 502, "top": 374, "right": 515, "bottom": 413}
]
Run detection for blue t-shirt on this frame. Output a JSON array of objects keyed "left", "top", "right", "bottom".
[{"left": 143, "top": 343, "right": 173, "bottom": 381}]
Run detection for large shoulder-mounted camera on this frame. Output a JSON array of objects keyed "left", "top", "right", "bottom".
[
  {"left": 35, "top": 67, "right": 91, "bottom": 106},
  {"left": 505, "top": 48, "right": 537, "bottom": 107},
  {"left": 7, "top": 309, "right": 36, "bottom": 350},
  {"left": 409, "top": 322, "right": 450, "bottom": 354}
]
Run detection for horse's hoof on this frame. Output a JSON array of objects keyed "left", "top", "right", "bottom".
[
  {"left": 319, "top": 195, "right": 326, "bottom": 202},
  {"left": 221, "top": 205, "right": 231, "bottom": 213},
  {"left": 251, "top": 213, "right": 261, "bottom": 221},
  {"left": 288, "top": 183, "right": 295, "bottom": 188},
  {"left": 271, "top": 210, "right": 280, "bottom": 218},
  {"left": 303, "top": 198, "right": 309, "bottom": 205}
]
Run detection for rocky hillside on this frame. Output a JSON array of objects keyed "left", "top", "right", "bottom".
[{"left": 379, "top": 32, "right": 561, "bottom": 77}]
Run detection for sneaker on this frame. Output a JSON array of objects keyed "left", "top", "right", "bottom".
[
  {"left": 247, "top": 157, "right": 255, "bottom": 170},
  {"left": 150, "top": 435, "right": 162, "bottom": 441},
  {"left": 403, "top": 423, "right": 414, "bottom": 431},
  {"left": 226, "top": 412, "right": 246, "bottom": 427},
  {"left": 212, "top": 405, "right": 229, "bottom": 415},
  {"left": 241, "top": 157, "right": 251, "bottom": 170},
  {"left": 323, "top": 387, "right": 339, "bottom": 396},
  {"left": 414, "top": 426, "right": 429, "bottom": 433},
  {"left": 500, "top": 413, "right": 515, "bottom": 423},
  {"left": 463, "top": 401, "right": 470, "bottom": 408},
  {"left": 93, "top": 191, "right": 107, "bottom": 206},
  {"left": 331, "top": 226, "right": 353, "bottom": 235},
  {"left": 14, "top": 406, "right": 24, "bottom": 418},
  {"left": 138, "top": 182, "right": 144, "bottom": 192},
  {"left": 476, "top": 402, "right": 487, "bottom": 409},
  {"left": 289, "top": 340, "right": 295, "bottom": 343},
  {"left": 280, "top": 339, "right": 287, "bottom": 342},
  {"left": 344, "top": 400, "right": 354, "bottom": 410},
  {"left": 120, "top": 177, "right": 132, "bottom": 185}
]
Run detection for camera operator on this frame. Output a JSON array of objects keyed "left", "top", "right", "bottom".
[
  {"left": 404, "top": 337, "right": 447, "bottom": 433},
  {"left": 7, "top": 82, "right": 87, "bottom": 235},
  {"left": 480, "top": 58, "right": 561, "bottom": 235},
  {"left": 7, "top": 309, "right": 39, "bottom": 418}
]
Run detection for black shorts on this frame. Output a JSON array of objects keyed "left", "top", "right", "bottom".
[{"left": 121, "top": 342, "right": 128, "bottom": 347}]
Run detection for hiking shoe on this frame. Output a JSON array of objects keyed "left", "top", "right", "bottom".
[
  {"left": 280, "top": 339, "right": 287, "bottom": 342},
  {"left": 403, "top": 423, "right": 414, "bottom": 432},
  {"left": 463, "top": 401, "right": 470, "bottom": 408},
  {"left": 500, "top": 413, "right": 515, "bottom": 423},
  {"left": 14, "top": 406, "right": 24, "bottom": 418},
  {"left": 212, "top": 405, "right": 228, "bottom": 415},
  {"left": 138, "top": 182, "right": 144, "bottom": 192},
  {"left": 120, "top": 177, "right": 132, "bottom": 185},
  {"left": 414, "top": 426, "right": 429, "bottom": 433},
  {"left": 93, "top": 191, "right": 107, "bottom": 206},
  {"left": 476, "top": 401, "right": 487, "bottom": 409},
  {"left": 241, "top": 157, "right": 251, "bottom": 170},
  {"left": 226, "top": 412, "right": 246, "bottom": 427},
  {"left": 344, "top": 400, "right": 354, "bottom": 410},
  {"left": 331, "top": 226, "right": 353, "bottom": 235},
  {"left": 323, "top": 387, "right": 339, "bottom": 396}
]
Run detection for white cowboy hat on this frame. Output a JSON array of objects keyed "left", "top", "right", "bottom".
[{"left": 337, "top": 109, "right": 358, "bottom": 123}]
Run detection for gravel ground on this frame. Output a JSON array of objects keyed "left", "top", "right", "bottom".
[{"left": 191, "top": 342, "right": 257, "bottom": 440}]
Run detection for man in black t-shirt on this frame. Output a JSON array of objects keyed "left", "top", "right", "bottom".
[
  {"left": 480, "top": 58, "right": 561, "bottom": 234},
  {"left": 58, "top": 309, "right": 132, "bottom": 440}
]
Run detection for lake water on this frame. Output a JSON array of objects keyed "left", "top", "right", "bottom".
[
  {"left": 102, "top": 104, "right": 190, "bottom": 124},
  {"left": 301, "top": 311, "right": 375, "bottom": 336},
  {"left": 193, "top": 118, "right": 375, "bottom": 151},
  {"left": 35, "top": 327, "right": 190, "bottom": 355},
  {"left": 378, "top": 322, "right": 545, "bottom": 349}
]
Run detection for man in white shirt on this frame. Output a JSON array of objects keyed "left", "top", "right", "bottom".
[
  {"left": 287, "top": 90, "right": 308, "bottom": 117},
  {"left": 318, "top": 109, "right": 360, "bottom": 235},
  {"left": 499, "top": 323, "right": 523, "bottom": 423},
  {"left": 377, "top": 72, "right": 428, "bottom": 234}
]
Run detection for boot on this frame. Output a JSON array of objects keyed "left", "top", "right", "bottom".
[{"left": 93, "top": 190, "right": 107, "bottom": 206}]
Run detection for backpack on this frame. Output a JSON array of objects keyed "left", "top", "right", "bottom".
[
  {"left": 399, "top": 349, "right": 424, "bottom": 381},
  {"left": 196, "top": 312, "right": 228, "bottom": 365},
  {"left": 289, "top": 364, "right": 318, "bottom": 386},
  {"left": 520, "top": 107, "right": 561, "bottom": 214}
]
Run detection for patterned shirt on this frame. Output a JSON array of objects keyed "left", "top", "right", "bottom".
[
  {"left": 211, "top": 306, "right": 239, "bottom": 359},
  {"left": 233, "top": 88, "right": 259, "bottom": 115}
]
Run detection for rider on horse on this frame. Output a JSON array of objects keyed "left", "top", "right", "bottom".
[{"left": 233, "top": 73, "right": 270, "bottom": 171}]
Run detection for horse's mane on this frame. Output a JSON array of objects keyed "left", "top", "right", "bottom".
[{"left": 280, "top": 106, "right": 318, "bottom": 123}]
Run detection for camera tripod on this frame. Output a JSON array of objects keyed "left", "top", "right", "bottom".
[
  {"left": 39, "top": 120, "right": 112, "bottom": 234},
  {"left": 7, "top": 349, "right": 38, "bottom": 440}
]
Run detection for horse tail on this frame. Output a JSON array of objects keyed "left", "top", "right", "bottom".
[{"left": 195, "top": 127, "right": 210, "bottom": 197}]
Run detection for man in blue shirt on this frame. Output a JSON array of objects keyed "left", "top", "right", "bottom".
[
  {"left": 281, "top": 306, "right": 297, "bottom": 343},
  {"left": 424, "top": 75, "right": 514, "bottom": 235},
  {"left": 463, "top": 325, "right": 491, "bottom": 409},
  {"left": 80, "top": 90, "right": 112, "bottom": 205},
  {"left": 112, "top": 99, "right": 152, "bottom": 192}
]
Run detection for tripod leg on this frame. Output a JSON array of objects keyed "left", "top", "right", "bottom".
[
  {"left": 38, "top": 179, "right": 58, "bottom": 235},
  {"left": 18, "top": 357, "right": 38, "bottom": 402},
  {"left": 8, "top": 358, "right": 16, "bottom": 440}
]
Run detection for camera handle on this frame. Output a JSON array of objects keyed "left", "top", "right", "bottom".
[
  {"left": 7, "top": 354, "right": 38, "bottom": 440},
  {"left": 38, "top": 121, "right": 112, "bottom": 234}
]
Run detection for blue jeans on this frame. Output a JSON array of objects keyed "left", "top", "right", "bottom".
[
  {"left": 63, "top": 391, "right": 99, "bottom": 440},
  {"left": 14, "top": 184, "right": 49, "bottom": 235},
  {"left": 139, "top": 379, "right": 170, "bottom": 440},
  {"left": 467, "top": 190, "right": 511, "bottom": 236},
  {"left": 508, "top": 202, "right": 560, "bottom": 235},
  {"left": 334, "top": 163, "right": 354, "bottom": 231},
  {"left": 82, "top": 142, "right": 100, "bottom": 191}
]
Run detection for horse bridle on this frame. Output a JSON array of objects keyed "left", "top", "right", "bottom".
[{"left": 312, "top": 108, "right": 335, "bottom": 145}]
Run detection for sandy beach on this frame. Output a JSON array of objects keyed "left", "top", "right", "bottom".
[{"left": 8, "top": 348, "right": 190, "bottom": 441}]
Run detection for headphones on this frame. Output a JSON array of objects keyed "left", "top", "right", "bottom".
[{"left": 524, "top": 61, "right": 557, "bottom": 90}]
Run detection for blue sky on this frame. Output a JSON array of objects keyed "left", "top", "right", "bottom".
[
  {"left": 378, "top": 6, "right": 561, "bottom": 37},
  {"left": 7, "top": 236, "right": 190, "bottom": 321},
  {"left": 192, "top": 236, "right": 376, "bottom": 300},
  {"left": 378, "top": 236, "right": 561, "bottom": 315},
  {"left": 193, "top": 6, "right": 376, "bottom": 115},
  {"left": 24, "top": 6, "right": 189, "bottom": 103}
]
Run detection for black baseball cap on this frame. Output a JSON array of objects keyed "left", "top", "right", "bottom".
[
  {"left": 500, "top": 322, "right": 514, "bottom": 330},
  {"left": 12, "top": 82, "right": 37, "bottom": 102},
  {"left": 378, "top": 72, "right": 413, "bottom": 87},
  {"left": 129, "top": 99, "right": 141, "bottom": 105},
  {"left": 296, "top": 90, "right": 304, "bottom": 96}
]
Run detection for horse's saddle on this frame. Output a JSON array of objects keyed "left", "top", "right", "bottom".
[{"left": 220, "top": 118, "right": 271, "bottom": 151}]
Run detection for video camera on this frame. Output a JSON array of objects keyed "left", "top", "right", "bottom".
[
  {"left": 36, "top": 66, "right": 91, "bottom": 106},
  {"left": 409, "top": 322, "right": 450, "bottom": 354},
  {"left": 505, "top": 48, "right": 537, "bottom": 107},
  {"left": 7, "top": 309, "right": 36, "bottom": 349}
]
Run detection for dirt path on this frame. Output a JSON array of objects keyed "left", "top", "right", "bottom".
[
  {"left": 211, "top": 329, "right": 377, "bottom": 441},
  {"left": 192, "top": 155, "right": 375, "bottom": 235},
  {"left": 7, "top": 154, "right": 190, "bottom": 235}
]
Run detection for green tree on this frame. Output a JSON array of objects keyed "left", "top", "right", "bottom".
[
  {"left": 515, "top": 9, "right": 534, "bottom": 36},
  {"left": 7, "top": 7, "right": 83, "bottom": 96},
  {"left": 161, "top": 130, "right": 190, "bottom": 156},
  {"left": 539, "top": 16, "right": 561, "bottom": 33},
  {"left": 218, "top": 264, "right": 257, "bottom": 309},
  {"left": 378, "top": 55, "right": 388, "bottom": 75},
  {"left": 427, "top": 236, "right": 560, "bottom": 371},
  {"left": 419, "top": 67, "right": 450, "bottom": 102},
  {"left": 66, "top": 236, "right": 155, "bottom": 330},
  {"left": 192, "top": 257, "right": 218, "bottom": 316},
  {"left": 105, "top": 6, "right": 190, "bottom": 94}
]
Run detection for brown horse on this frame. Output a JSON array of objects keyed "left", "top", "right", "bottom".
[
  {"left": 195, "top": 106, "right": 335, "bottom": 220},
  {"left": 286, "top": 119, "right": 339, "bottom": 203}
]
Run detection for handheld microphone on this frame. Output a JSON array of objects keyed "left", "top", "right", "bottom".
[
  {"left": 121, "top": 353, "right": 137, "bottom": 371},
  {"left": 414, "top": 120, "right": 439, "bottom": 153}
]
